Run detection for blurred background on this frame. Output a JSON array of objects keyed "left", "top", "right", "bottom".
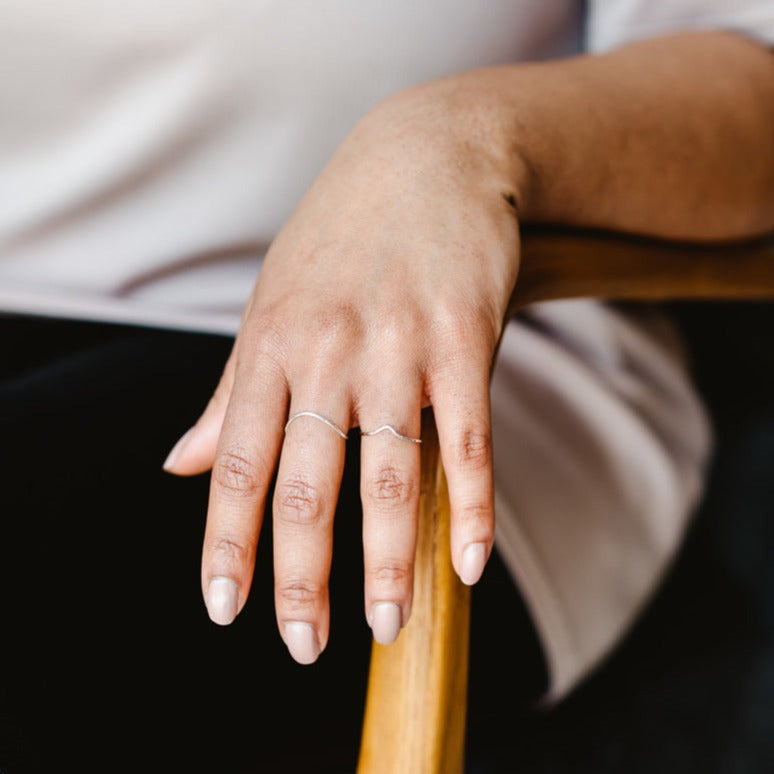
[{"left": 467, "top": 300, "right": 774, "bottom": 773}]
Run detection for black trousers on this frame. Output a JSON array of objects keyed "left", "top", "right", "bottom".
[{"left": 0, "top": 314, "right": 546, "bottom": 774}]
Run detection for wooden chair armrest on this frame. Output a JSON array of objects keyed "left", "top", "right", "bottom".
[
  {"left": 512, "top": 227, "right": 774, "bottom": 311},
  {"left": 358, "top": 229, "right": 774, "bottom": 774}
]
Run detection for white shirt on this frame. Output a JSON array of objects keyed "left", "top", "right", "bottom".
[{"left": 2, "top": 0, "right": 771, "bottom": 333}]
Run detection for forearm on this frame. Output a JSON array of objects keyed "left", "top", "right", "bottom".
[{"left": 370, "top": 30, "right": 774, "bottom": 242}]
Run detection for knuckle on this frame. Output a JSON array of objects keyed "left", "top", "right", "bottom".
[
  {"left": 454, "top": 428, "right": 491, "bottom": 471},
  {"left": 371, "top": 561, "right": 412, "bottom": 586},
  {"left": 214, "top": 449, "right": 267, "bottom": 496},
  {"left": 209, "top": 534, "right": 251, "bottom": 566},
  {"left": 369, "top": 309, "right": 425, "bottom": 354},
  {"left": 238, "top": 315, "right": 287, "bottom": 374},
  {"left": 458, "top": 502, "right": 494, "bottom": 535},
  {"left": 312, "top": 302, "right": 363, "bottom": 351},
  {"left": 427, "top": 318, "right": 496, "bottom": 378},
  {"left": 431, "top": 296, "right": 499, "bottom": 348},
  {"left": 365, "top": 465, "right": 414, "bottom": 507},
  {"left": 432, "top": 302, "right": 485, "bottom": 342},
  {"left": 277, "top": 579, "right": 324, "bottom": 611},
  {"left": 276, "top": 477, "right": 325, "bottom": 525}
]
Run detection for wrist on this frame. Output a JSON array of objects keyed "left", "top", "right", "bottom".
[{"left": 352, "top": 71, "right": 533, "bottom": 215}]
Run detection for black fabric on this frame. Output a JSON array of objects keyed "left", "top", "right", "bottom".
[
  {"left": 0, "top": 313, "right": 547, "bottom": 774},
  {"left": 4, "top": 305, "right": 772, "bottom": 774}
]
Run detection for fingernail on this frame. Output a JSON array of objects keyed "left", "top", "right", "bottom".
[
  {"left": 460, "top": 542, "right": 488, "bottom": 585},
  {"left": 370, "top": 602, "right": 402, "bottom": 645},
  {"left": 205, "top": 577, "right": 239, "bottom": 625},
  {"left": 284, "top": 621, "right": 320, "bottom": 665},
  {"left": 163, "top": 427, "right": 194, "bottom": 471}
]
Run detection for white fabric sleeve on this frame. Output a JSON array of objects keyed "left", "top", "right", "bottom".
[
  {"left": 491, "top": 301, "right": 712, "bottom": 703},
  {"left": 586, "top": 0, "right": 774, "bottom": 53}
]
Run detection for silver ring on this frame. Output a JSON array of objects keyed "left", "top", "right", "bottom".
[
  {"left": 285, "top": 411, "right": 348, "bottom": 440},
  {"left": 360, "top": 424, "right": 422, "bottom": 444}
]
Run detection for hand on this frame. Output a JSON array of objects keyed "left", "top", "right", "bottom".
[{"left": 163, "top": 84, "right": 522, "bottom": 663}]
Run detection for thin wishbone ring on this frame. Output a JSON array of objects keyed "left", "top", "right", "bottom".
[
  {"left": 284, "top": 411, "right": 348, "bottom": 440},
  {"left": 360, "top": 424, "right": 422, "bottom": 444}
]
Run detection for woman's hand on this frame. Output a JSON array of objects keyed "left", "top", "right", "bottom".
[
  {"left": 162, "top": 84, "right": 522, "bottom": 662},
  {"left": 165, "top": 29, "right": 772, "bottom": 664}
]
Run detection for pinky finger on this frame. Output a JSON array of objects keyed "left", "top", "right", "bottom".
[{"left": 429, "top": 357, "right": 495, "bottom": 586}]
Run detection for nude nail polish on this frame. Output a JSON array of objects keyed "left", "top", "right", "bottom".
[
  {"left": 205, "top": 576, "right": 238, "bottom": 625},
  {"left": 370, "top": 602, "right": 402, "bottom": 645},
  {"left": 460, "top": 542, "right": 487, "bottom": 585},
  {"left": 163, "top": 427, "right": 194, "bottom": 470},
  {"left": 284, "top": 621, "right": 320, "bottom": 664}
]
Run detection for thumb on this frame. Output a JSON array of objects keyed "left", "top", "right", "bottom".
[{"left": 163, "top": 348, "right": 236, "bottom": 476}]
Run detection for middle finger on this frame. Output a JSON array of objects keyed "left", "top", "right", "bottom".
[{"left": 358, "top": 373, "right": 423, "bottom": 645}]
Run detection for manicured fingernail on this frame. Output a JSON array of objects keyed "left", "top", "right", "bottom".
[
  {"left": 460, "top": 542, "right": 488, "bottom": 586},
  {"left": 370, "top": 602, "right": 402, "bottom": 645},
  {"left": 163, "top": 427, "right": 194, "bottom": 470},
  {"left": 205, "top": 577, "right": 239, "bottom": 625},
  {"left": 284, "top": 622, "right": 320, "bottom": 665}
]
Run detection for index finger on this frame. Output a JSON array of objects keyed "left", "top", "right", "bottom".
[{"left": 200, "top": 348, "right": 288, "bottom": 625}]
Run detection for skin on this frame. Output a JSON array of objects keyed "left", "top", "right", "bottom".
[{"left": 163, "top": 31, "right": 774, "bottom": 663}]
